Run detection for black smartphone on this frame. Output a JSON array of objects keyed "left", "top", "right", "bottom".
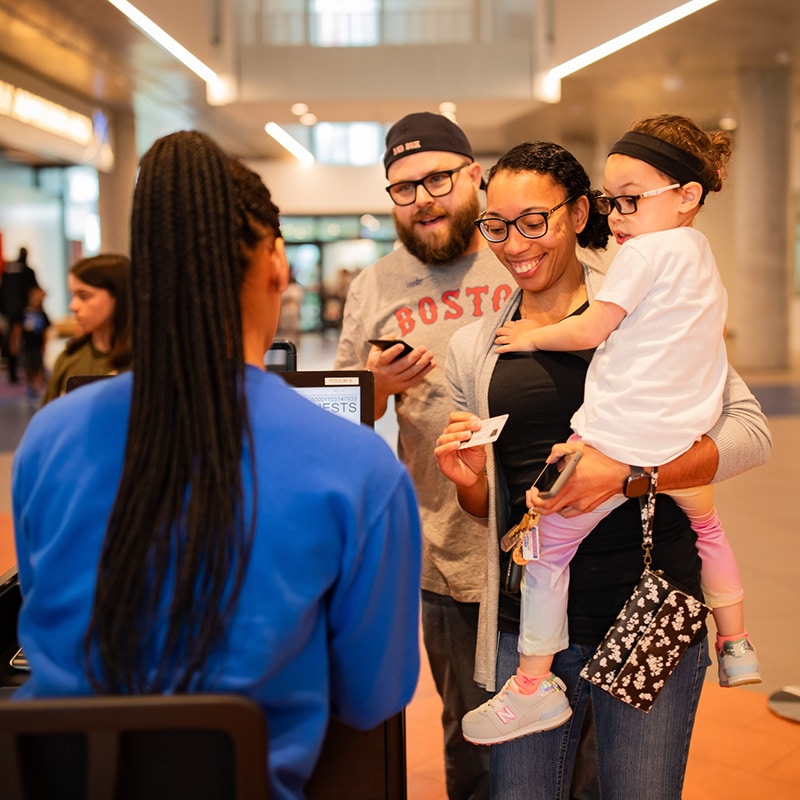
[
  {"left": 368, "top": 339, "right": 414, "bottom": 359},
  {"left": 532, "top": 451, "right": 582, "bottom": 499}
]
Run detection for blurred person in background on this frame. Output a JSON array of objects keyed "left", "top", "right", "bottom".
[
  {"left": 0, "top": 246, "right": 40, "bottom": 385},
  {"left": 41, "top": 253, "right": 131, "bottom": 404}
]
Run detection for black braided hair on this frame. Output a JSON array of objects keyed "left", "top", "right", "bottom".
[
  {"left": 85, "top": 130, "right": 280, "bottom": 693},
  {"left": 485, "top": 141, "right": 610, "bottom": 250}
]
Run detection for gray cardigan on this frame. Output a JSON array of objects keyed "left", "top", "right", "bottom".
[{"left": 445, "top": 262, "right": 773, "bottom": 691}]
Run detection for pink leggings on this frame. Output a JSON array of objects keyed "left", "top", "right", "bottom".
[{"left": 519, "top": 485, "right": 744, "bottom": 657}]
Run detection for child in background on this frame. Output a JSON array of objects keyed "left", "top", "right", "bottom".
[
  {"left": 463, "top": 114, "right": 760, "bottom": 746},
  {"left": 11, "top": 285, "right": 50, "bottom": 405}
]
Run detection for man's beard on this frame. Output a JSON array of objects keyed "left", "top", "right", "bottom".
[{"left": 394, "top": 193, "right": 481, "bottom": 265}]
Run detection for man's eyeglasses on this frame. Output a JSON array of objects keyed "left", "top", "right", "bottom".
[
  {"left": 596, "top": 183, "right": 681, "bottom": 216},
  {"left": 474, "top": 197, "right": 573, "bottom": 243},
  {"left": 386, "top": 163, "right": 470, "bottom": 206}
]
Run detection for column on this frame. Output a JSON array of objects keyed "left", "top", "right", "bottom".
[
  {"left": 98, "top": 109, "right": 138, "bottom": 255},
  {"left": 732, "top": 65, "right": 791, "bottom": 370}
]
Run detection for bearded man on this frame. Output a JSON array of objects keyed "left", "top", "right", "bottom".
[{"left": 335, "top": 112, "right": 513, "bottom": 800}]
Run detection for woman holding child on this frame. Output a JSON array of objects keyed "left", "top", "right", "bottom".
[{"left": 435, "top": 126, "right": 770, "bottom": 798}]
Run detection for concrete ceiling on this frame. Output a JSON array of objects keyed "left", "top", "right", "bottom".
[{"left": 0, "top": 0, "right": 799, "bottom": 167}]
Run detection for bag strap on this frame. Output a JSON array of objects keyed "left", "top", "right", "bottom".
[{"left": 638, "top": 467, "right": 659, "bottom": 568}]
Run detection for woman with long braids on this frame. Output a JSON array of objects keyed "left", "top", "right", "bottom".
[{"left": 12, "top": 130, "right": 422, "bottom": 799}]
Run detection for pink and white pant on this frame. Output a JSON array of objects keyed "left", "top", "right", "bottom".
[{"left": 519, "top": 484, "right": 744, "bottom": 656}]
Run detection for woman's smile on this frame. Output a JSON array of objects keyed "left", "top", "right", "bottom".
[{"left": 507, "top": 252, "right": 546, "bottom": 278}]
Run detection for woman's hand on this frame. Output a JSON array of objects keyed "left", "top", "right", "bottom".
[
  {"left": 547, "top": 439, "right": 584, "bottom": 463},
  {"left": 435, "top": 411, "right": 487, "bottom": 487},
  {"left": 435, "top": 411, "right": 491, "bottom": 519},
  {"left": 527, "top": 443, "right": 628, "bottom": 517}
]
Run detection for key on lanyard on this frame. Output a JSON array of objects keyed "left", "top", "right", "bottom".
[
  {"left": 510, "top": 510, "right": 540, "bottom": 564},
  {"left": 501, "top": 510, "right": 534, "bottom": 552},
  {"left": 521, "top": 514, "right": 540, "bottom": 561}
]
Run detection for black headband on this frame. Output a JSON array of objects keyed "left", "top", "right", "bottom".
[{"left": 609, "top": 131, "right": 708, "bottom": 199}]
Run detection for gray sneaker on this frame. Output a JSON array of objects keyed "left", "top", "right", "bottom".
[
  {"left": 718, "top": 637, "right": 762, "bottom": 687},
  {"left": 461, "top": 674, "right": 572, "bottom": 745}
]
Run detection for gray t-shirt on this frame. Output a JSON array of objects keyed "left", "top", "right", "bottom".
[{"left": 335, "top": 245, "right": 513, "bottom": 602}]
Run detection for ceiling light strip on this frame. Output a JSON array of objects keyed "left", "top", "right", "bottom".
[
  {"left": 265, "top": 122, "right": 315, "bottom": 166},
  {"left": 105, "top": 0, "right": 217, "bottom": 84},
  {"left": 549, "top": 0, "right": 719, "bottom": 79}
]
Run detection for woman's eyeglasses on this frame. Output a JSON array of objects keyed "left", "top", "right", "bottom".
[
  {"left": 474, "top": 197, "right": 573, "bottom": 243},
  {"left": 595, "top": 183, "right": 680, "bottom": 215}
]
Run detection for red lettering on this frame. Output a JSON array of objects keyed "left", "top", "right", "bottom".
[
  {"left": 394, "top": 307, "right": 415, "bottom": 335},
  {"left": 493, "top": 284, "right": 513, "bottom": 311},
  {"left": 442, "top": 290, "right": 463, "bottom": 320},
  {"left": 393, "top": 283, "right": 512, "bottom": 331},
  {"left": 419, "top": 296, "right": 437, "bottom": 325},
  {"left": 465, "top": 285, "right": 489, "bottom": 316}
]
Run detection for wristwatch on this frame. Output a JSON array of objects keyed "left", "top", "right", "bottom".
[{"left": 623, "top": 466, "right": 651, "bottom": 498}]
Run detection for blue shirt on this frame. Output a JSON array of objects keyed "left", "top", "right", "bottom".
[{"left": 12, "top": 366, "right": 422, "bottom": 800}]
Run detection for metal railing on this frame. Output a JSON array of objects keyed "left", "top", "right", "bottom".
[{"left": 239, "top": 1, "right": 533, "bottom": 47}]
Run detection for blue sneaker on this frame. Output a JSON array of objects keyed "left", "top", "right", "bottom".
[
  {"left": 461, "top": 674, "right": 572, "bottom": 745},
  {"left": 718, "top": 637, "right": 762, "bottom": 687}
]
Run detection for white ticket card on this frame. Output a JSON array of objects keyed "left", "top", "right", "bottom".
[{"left": 459, "top": 414, "right": 509, "bottom": 449}]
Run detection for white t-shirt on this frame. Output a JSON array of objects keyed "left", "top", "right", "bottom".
[{"left": 571, "top": 227, "right": 728, "bottom": 465}]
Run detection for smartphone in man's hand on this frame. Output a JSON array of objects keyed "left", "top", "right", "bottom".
[{"left": 368, "top": 339, "right": 414, "bottom": 359}]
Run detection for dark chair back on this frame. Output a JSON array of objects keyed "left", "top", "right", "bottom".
[
  {"left": 306, "top": 713, "right": 406, "bottom": 800},
  {"left": 0, "top": 693, "right": 269, "bottom": 800}
]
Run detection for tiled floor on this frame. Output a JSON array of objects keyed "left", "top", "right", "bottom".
[
  {"left": 352, "top": 332, "right": 800, "bottom": 797},
  {"left": 2, "top": 332, "right": 800, "bottom": 796},
  {"left": 404, "top": 632, "right": 800, "bottom": 799}
]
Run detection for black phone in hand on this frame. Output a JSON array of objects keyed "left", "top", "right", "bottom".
[{"left": 368, "top": 339, "right": 414, "bottom": 359}]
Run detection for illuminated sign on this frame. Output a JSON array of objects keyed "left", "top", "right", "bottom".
[{"left": 0, "top": 80, "right": 94, "bottom": 146}]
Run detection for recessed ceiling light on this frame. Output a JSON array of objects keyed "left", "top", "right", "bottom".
[{"left": 291, "top": 103, "right": 309, "bottom": 116}]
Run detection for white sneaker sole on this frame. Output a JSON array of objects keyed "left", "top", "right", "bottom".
[
  {"left": 720, "top": 672, "right": 763, "bottom": 688},
  {"left": 462, "top": 706, "right": 573, "bottom": 746}
]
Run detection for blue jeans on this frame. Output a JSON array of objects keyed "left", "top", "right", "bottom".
[
  {"left": 491, "top": 631, "right": 711, "bottom": 800},
  {"left": 421, "top": 590, "right": 492, "bottom": 800}
]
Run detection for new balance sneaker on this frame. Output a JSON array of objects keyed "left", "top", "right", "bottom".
[
  {"left": 718, "top": 637, "right": 762, "bottom": 687},
  {"left": 461, "top": 674, "right": 572, "bottom": 745}
]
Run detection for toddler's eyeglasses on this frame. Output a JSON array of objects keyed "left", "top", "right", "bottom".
[{"left": 596, "top": 183, "right": 681, "bottom": 216}]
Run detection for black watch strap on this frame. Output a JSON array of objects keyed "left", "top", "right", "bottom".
[{"left": 623, "top": 466, "right": 651, "bottom": 498}]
